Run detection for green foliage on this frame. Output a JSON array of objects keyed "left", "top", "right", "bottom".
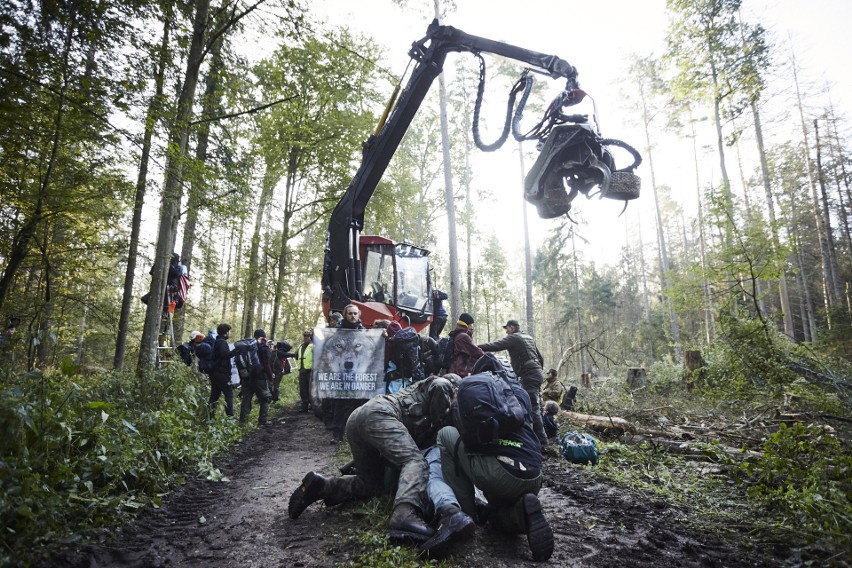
[
  {"left": 735, "top": 423, "right": 852, "bottom": 545},
  {"left": 336, "top": 497, "right": 448, "bottom": 568},
  {"left": 0, "top": 364, "right": 242, "bottom": 567}
]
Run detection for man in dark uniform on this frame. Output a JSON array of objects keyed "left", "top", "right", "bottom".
[
  {"left": 288, "top": 376, "right": 455, "bottom": 543},
  {"left": 208, "top": 323, "right": 235, "bottom": 417},
  {"left": 238, "top": 329, "right": 274, "bottom": 426}
]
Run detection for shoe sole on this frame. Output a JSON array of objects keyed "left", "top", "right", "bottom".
[
  {"left": 288, "top": 472, "right": 323, "bottom": 519},
  {"left": 524, "top": 493, "right": 554, "bottom": 561},
  {"left": 388, "top": 529, "right": 432, "bottom": 544}
]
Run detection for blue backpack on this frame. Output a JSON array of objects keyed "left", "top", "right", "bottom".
[{"left": 195, "top": 339, "right": 214, "bottom": 373}]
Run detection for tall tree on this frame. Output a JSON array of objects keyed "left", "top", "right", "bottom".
[{"left": 114, "top": 14, "right": 172, "bottom": 370}]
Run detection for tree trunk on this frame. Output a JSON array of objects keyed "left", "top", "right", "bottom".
[
  {"left": 640, "top": 82, "right": 680, "bottom": 357},
  {"left": 177, "top": 25, "right": 225, "bottom": 343},
  {"left": 791, "top": 56, "right": 833, "bottom": 318},
  {"left": 114, "top": 18, "right": 170, "bottom": 370},
  {"left": 752, "top": 99, "right": 795, "bottom": 340},
  {"left": 243, "top": 166, "right": 276, "bottom": 338},
  {"left": 683, "top": 349, "right": 705, "bottom": 389},
  {"left": 518, "top": 142, "right": 535, "bottom": 335},
  {"left": 813, "top": 119, "right": 843, "bottom": 309},
  {"left": 137, "top": 0, "right": 211, "bottom": 375},
  {"left": 626, "top": 368, "right": 647, "bottom": 389}
]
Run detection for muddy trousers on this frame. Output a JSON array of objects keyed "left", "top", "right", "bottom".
[
  {"left": 321, "top": 404, "right": 428, "bottom": 511},
  {"left": 239, "top": 378, "right": 271, "bottom": 424},
  {"left": 437, "top": 426, "right": 542, "bottom": 534}
]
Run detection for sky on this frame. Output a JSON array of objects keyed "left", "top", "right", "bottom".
[{"left": 298, "top": 0, "right": 852, "bottom": 272}]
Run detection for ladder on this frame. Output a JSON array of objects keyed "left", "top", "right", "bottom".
[{"left": 155, "top": 295, "right": 178, "bottom": 367}]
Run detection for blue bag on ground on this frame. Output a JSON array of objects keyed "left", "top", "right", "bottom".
[{"left": 559, "top": 432, "right": 599, "bottom": 465}]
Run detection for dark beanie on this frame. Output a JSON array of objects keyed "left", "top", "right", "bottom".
[
  {"left": 253, "top": 329, "right": 266, "bottom": 339},
  {"left": 458, "top": 312, "right": 474, "bottom": 326}
]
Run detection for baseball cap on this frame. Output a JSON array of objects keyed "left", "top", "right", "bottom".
[{"left": 503, "top": 319, "right": 520, "bottom": 329}]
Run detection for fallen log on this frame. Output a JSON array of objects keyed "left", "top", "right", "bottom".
[{"left": 561, "top": 410, "right": 636, "bottom": 434}]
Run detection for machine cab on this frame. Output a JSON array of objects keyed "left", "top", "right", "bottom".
[{"left": 357, "top": 236, "right": 432, "bottom": 330}]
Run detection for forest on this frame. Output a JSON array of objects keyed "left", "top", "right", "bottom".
[{"left": 0, "top": 0, "right": 849, "bottom": 566}]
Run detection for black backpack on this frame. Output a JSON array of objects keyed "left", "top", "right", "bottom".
[
  {"left": 452, "top": 372, "right": 525, "bottom": 448},
  {"left": 436, "top": 336, "right": 455, "bottom": 372},
  {"left": 234, "top": 338, "right": 262, "bottom": 381}
]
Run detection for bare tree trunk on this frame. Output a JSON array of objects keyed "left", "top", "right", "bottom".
[
  {"left": 813, "top": 119, "right": 843, "bottom": 309},
  {"left": 791, "top": 56, "right": 833, "bottom": 319},
  {"left": 689, "top": 116, "right": 714, "bottom": 343},
  {"left": 642, "top": 92, "right": 680, "bottom": 356},
  {"left": 752, "top": 100, "right": 795, "bottom": 340},
  {"left": 434, "top": 1, "right": 460, "bottom": 322},
  {"left": 138, "top": 0, "right": 210, "bottom": 374},
  {"left": 114, "top": 18, "right": 170, "bottom": 370},
  {"left": 177, "top": 24, "right": 225, "bottom": 342},
  {"left": 518, "top": 142, "right": 534, "bottom": 335},
  {"left": 243, "top": 166, "right": 276, "bottom": 338}
]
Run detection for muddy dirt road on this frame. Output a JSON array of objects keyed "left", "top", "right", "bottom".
[{"left": 54, "top": 403, "right": 782, "bottom": 568}]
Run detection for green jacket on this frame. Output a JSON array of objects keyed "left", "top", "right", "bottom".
[
  {"left": 479, "top": 331, "right": 544, "bottom": 379},
  {"left": 372, "top": 376, "right": 455, "bottom": 449}
]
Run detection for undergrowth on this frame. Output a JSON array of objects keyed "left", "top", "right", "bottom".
[
  {"left": 575, "top": 328, "right": 851, "bottom": 565},
  {"left": 0, "top": 360, "right": 246, "bottom": 567}
]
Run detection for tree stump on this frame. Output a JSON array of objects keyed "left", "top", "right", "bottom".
[
  {"left": 683, "top": 350, "right": 705, "bottom": 389},
  {"left": 626, "top": 367, "right": 647, "bottom": 389},
  {"left": 580, "top": 373, "right": 591, "bottom": 388}
]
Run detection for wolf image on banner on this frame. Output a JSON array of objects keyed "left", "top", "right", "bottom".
[{"left": 311, "top": 327, "right": 385, "bottom": 402}]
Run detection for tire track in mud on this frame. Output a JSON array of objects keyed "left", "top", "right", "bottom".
[{"left": 48, "top": 403, "right": 780, "bottom": 568}]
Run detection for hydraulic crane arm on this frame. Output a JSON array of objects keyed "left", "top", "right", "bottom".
[{"left": 322, "top": 20, "right": 640, "bottom": 312}]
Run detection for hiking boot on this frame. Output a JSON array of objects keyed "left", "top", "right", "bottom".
[
  {"left": 388, "top": 503, "right": 434, "bottom": 543},
  {"left": 288, "top": 472, "right": 326, "bottom": 519},
  {"left": 419, "top": 507, "right": 475, "bottom": 558},
  {"left": 523, "top": 493, "right": 554, "bottom": 561}
]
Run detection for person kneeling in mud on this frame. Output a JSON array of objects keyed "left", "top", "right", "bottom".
[
  {"left": 426, "top": 354, "right": 554, "bottom": 561},
  {"left": 288, "top": 376, "right": 455, "bottom": 543}
]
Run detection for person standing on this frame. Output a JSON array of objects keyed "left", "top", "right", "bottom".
[
  {"left": 296, "top": 329, "right": 314, "bottom": 412},
  {"left": 329, "top": 304, "right": 367, "bottom": 443},
  {"left": 541, "top": 368, "right": 566, "bottom": 405},
  {"left": 239, "top": 329, "right": 274, "bottom": 426},
  {"left": 429, "top": 289, "right": 448, "bottom": 339},
  {"left": 478, "top": 319, "right": 548, "bottom": 445},
  {"left": 448, "top": 312, "right": 484, "bottom": 378},
  {"left": 209, "top": 323, "right": 235, "bottom": 418}
]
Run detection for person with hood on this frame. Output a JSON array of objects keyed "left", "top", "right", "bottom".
[
  {"left": 288, "top": 376, "right": 456, "bottom": 544},
  {"left": 478, "top": 319, "right": 548, "bottom": 445},
  {"left": 238, "top": 329, "right": 274, "bottom": 426},
  {"left": 448, "top": 312, "right": 484, "bottom": 378},
  {"left": 541, "top": 368, "right": 566, "bottom": 405},
  {"left": 386, "top": 320, "right": 424, "bottom": 394}
]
